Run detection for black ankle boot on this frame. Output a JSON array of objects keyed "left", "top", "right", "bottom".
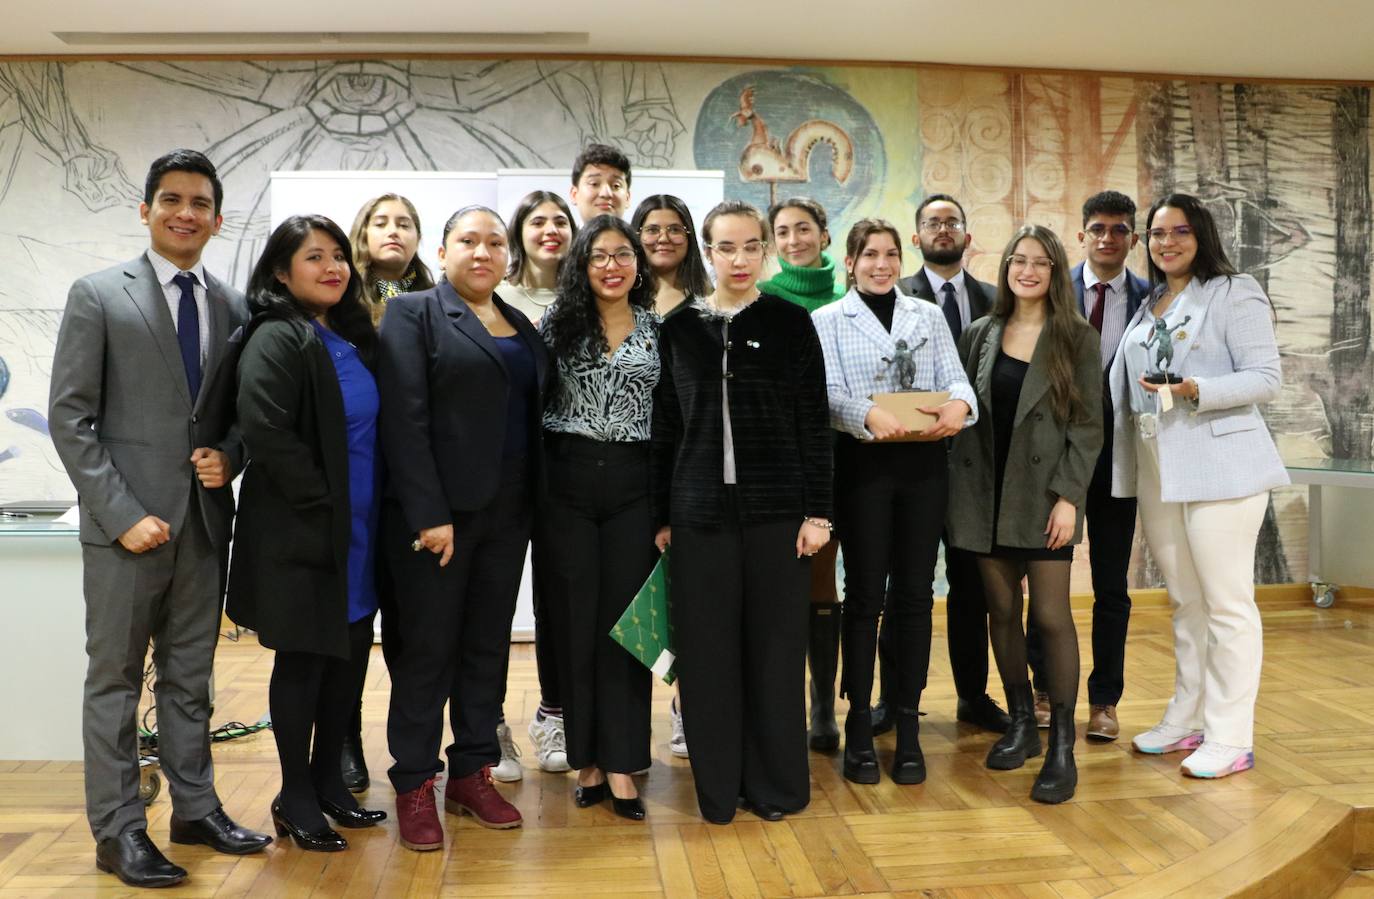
[
  {"left": 1031, "top": 702, "right": 1077, "bottom": 803},
  {"left": 807, "top": 603, "right": 841, "bottom": 752},
  {"left": 842, "top": 709, "right": 880, "bottom": 784},
  {"left": 341, "top": 732, "right": 369, "bottom": 794},
  {"left": 986, "top": 682, "right": 1042, "bottom": 770},
  {"left": 891, "top": 707, "right": 926, "bottom": 785}
]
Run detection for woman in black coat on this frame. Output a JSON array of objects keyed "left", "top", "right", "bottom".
[
  {"left": 651, "top": 200, "right": 833, "bottom": 824},
  {"left": 227, "top": 214, "right": 387, "bottom": 851}
]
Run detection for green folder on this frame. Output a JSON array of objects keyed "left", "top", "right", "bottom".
[{"left": 610, "top": 549, "right": 676, "bottom": 684}]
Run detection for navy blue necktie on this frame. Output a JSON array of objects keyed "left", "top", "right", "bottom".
[
  {"left": 173, "top": 272, "right": 202, "bottom": 400},
  {"left": 941, "top": 282, "right": 962, "bottom": 342}
]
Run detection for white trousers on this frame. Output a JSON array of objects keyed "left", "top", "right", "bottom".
[{"left": 1135, "top": 431, "right": 1268, "bottom": 747}]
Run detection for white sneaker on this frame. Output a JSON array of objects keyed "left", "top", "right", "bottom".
[
  {"left": 1181, "top": 742, "right": 1254, "bottom": 778},
  {"left": 491, "top": 722, "right": 523, "bottom": 782},
  {"left": 1131, "top": 722, "right": 1204, "bottom": 755},
  {"left": 668, "top": 700, "right": 688, "bottom": 758},
  {"left": 527, "top": 713, "right": 571, "bottom": 772}
]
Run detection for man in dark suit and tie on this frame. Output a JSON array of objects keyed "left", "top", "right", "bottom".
[
  {"left": 877, "top": 193, "right": 1010, "bottom": 734},
  {"left": 49, "top": 149, "right": 270, "bottom": 888},
  {"left": 1025, "top": 190, "right": 1149, "bottom": 742}
]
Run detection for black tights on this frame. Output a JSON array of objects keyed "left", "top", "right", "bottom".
[
  {"left": 977, "top": 557, "right": 1079, "bottom": 710},
  {"left": 270, "top": 616, "right": 375, "bottom": 828}
]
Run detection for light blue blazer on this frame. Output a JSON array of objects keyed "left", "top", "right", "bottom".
[
  {"left": 1108, "top": 273, "right": 1289, "bottom": 502},
  {"left": 812, "top": 288, "right": 977, "bottom": 439}
]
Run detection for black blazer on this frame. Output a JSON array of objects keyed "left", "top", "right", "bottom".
[
  {"left": 898, "top": 267, "right": 996, "bottom": 323},
  {"left": 650, "top": 294, "right": 832, "bottom": 529},
  {"left": 227, "top": 316, "right": 356, "bottom": 658},
  {"left": 378, "top": 279, "right": 550, "bottom": 533}
]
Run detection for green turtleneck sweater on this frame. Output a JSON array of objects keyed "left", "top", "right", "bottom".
[{"left": 758, "top": 252, "right": 845, "bottom": 313}]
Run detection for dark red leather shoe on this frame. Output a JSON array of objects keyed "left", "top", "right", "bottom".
[
  {"left": 444, "top": 766, "right": 523, "bottom": 829},
  {"left": 395, "top": 778, "right": 443, "bottom": 851}
]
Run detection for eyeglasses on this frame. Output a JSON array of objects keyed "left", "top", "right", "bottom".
[
  {"left": 1085, "top": 223, "right": 1134, "bottom": 239},
  {"left": 1006, "top": 254, "right": 1054, "bottom": 271},
  {"left": 639, "top": 224, "right": 690, "bottom": 244},
  {"left": 1146, "top": 225, "right": 1194, "bottom": 243},
  {"left": 707, "top": 241, "right": 766, "bottom": 261},
  {"left": 589, "top": 249, "right": 637, "bottom": 269},
  {"left": 919, "top": 219, "right": 966, "bottom": 234}
]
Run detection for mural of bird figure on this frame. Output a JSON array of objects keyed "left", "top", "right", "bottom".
[{"left": 730, "top": 86, "right": 855, "bottom": 204}]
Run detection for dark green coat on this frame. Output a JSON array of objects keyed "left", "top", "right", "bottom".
[{"left": 947, "top": 315, "right": 1103, "bottom": 553}]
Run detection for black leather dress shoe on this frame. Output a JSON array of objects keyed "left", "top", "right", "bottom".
[
  {"left": 739, "top": 798, "right": 784, "bottom": 822},
  {"left": 574, "top": 782, "right": 608, "bottom": 807},
  {"left": 610, "top": 795, "right": 646, "bottom": 821},
  {"left": 341, "top": 735, "right": 370, "bottom": 793},
  {"left": 319, "top": 795, "right": 387, "bottom": 828},
  {"left": 169, "top": 806, "right": 272, "bottom": 855},
  {"left": 271, "top": 797, "right": 347, "bottom": 852},
  {"left": 96, "top": 829, "right": 187, "bottom": 888},
  {"left": 957, "top": 694, "right": 1013, "bottom": 733}
]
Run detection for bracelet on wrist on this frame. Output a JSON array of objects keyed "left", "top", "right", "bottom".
[{"left": 804, "top": 517, "right": 833, "bottom": 530}]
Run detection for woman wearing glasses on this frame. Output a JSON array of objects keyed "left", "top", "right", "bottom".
[
  {"left": 1111, "top": 194, "right": 1286, "bottom": 778},
  {"left": 536, "top": 216, "right": 660, "bottom": 820},
  {"left": 812, "top": 219, "right": 976, "bottom": 785},
  {"left": 651, "top": 200, "right": 832, "bottom": 824},
  {"left": 631, "top": 194, "right": 710, "bottom": 319},
  {"left": 947, "top": 225, "right": 1102, "bottom": 804},
  {"left": 756, "top": 198, "right": 847, "bottom": 753}
]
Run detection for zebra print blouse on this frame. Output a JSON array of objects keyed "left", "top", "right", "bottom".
[{"left": 540, "top": 305, "right": 661, "bottom": 442}]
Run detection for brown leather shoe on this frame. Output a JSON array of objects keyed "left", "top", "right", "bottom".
[
  {"left": 395, "top": 778, "right": 443, "bottom": 851},
  {"left": 444, "top": 766, "right": 523, "bottom": 829},
  {"left": 1086, "top": 705, "right": 1120, "bottom": 742},
  {"left": 1034, "top": 691, "right": 1051, "bottom": 728}
]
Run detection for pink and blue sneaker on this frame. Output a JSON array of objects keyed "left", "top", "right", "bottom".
[
  {"left": 1181, "top": 742, "right": 1255, "bottom": 778},
  {"left": 1131, "top": 722, "right": 1205, "bottom": 755}
]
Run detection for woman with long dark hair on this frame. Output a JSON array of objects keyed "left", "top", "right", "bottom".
[
  {"left": 947, "top": 224, "right": 1102, "bottom": 804},
  {"left": 1112, "top": 194, "right": 1287, "bottom": 778},
  {"left": 228, "top": 214, "right": 387, "bottom": 850},
  {"left": 812, "top": 219, "right": 976, "bottom": 784},
  {"left": 349, "top": 193, "right": 436, "bottom": 325},
  {"left": 631, "top": 194, "right": 710, "bottom": 318},
  {"left": 651, "top": 200, "right": 832, "bottom": 824},
  {"left": 536, "top": 215, "right": 660, "bottom": 820},
  {"left": 502, "top": 190, "right": 578, "bottom": 323}
]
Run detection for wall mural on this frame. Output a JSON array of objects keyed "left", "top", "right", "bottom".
[{"left": 0, "top": 57, "right": 1368, "bottom": 591}]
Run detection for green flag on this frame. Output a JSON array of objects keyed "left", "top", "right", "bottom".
[{"left": 610, "top": 549, "right": 676, "bottom": 684}]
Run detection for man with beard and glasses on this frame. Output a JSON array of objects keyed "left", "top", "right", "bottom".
[{"left": 878, "top": 194, "right": 1010, "bottom": 736}]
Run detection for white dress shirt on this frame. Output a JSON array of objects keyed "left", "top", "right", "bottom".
[
  {"left": 922, "top": 267, "right": 971, "bottom": 328},
  {"left": 146, "top": 249, "right": 210, "bottom": 364},
  {"left": 1083, "top": 266, "right": 1129, "bottom": 370}
]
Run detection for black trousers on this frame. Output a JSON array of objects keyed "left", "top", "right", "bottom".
[
  {"left": 498, "top": 566, "right": 562, "bottom": 712},
  {"left": 837, "top": 439, "right": 947, "bottom": 713},
  {"left": 537, "top": 435, "right": 656, "bottom": 774},
  {"left": 1026, "top": 438, "right": 1137, "bottom": 705},
  {"left": 673, "top": 494, "right": 810, "bottom": 823},
  {"left": 384, "top": 460, "right": 532, "bottom": 793}
]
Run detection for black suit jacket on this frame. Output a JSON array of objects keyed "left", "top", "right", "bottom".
[
  {"left": 898, "top": 267, "right": 996, "bottom": 326},
  {"left": 378, "top": 279, "right": 550, "bottom": 533}
]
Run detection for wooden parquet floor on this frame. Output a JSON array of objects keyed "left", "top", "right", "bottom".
[{"left": 1, "top": 593, "right": 1371, "bottom": 897}]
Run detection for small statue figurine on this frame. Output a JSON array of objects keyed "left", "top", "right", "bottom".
[
  {"left": 1141, "top": 314, "right": 1192, "bottom": 383},
  {"left": 884, "top": 338, "right": 918, "bottom": 391}
]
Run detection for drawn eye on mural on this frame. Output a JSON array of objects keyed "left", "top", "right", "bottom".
[
  {"left": 730, "top": 85, "right": 855, "bottom": 206},
  {"left": 695, "top": 70, "right": 881, "bottom": 224}
]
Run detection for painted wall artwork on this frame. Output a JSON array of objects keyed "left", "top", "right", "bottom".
[{"left": 0, "top": 57, "right": 1369, "bottom": 590}]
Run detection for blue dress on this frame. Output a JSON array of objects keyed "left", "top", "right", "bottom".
[{"left": 313, "top": 322, "right": 381, "bottom": 623}]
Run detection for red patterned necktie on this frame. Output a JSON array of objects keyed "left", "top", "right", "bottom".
[{"left": 1089, "top": 282, "right": 1107, "bottom": 334}]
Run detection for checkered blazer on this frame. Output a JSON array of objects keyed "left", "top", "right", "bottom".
[
  {"left": 1108, "top": 273, "right": 1289, "bottom": 502},
  {"left": 811, "top": 288, "right": 978, "bottom": 439}
]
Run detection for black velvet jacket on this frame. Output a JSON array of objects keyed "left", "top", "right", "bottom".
[{"left": 651, "top": 293, "right": 833, "bottom": 528}]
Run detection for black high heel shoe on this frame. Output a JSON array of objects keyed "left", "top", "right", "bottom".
[
  {"left": 574, "top": 782, "right": 608, "bottom": 808},
  {"left": 610, "top": 793, "right": 646, "bottom": 821},
  {"left": 318, "top": 795, "right": 387, "bottom": 828},
  {"left": 270, "top": 797, "right": 348, "bottom": 852}
]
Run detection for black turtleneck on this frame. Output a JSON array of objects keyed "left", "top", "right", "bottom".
[{"left": 858, "top": 288, "right": 897, "bottom": 332}]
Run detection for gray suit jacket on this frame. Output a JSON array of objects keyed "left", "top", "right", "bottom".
[
  {"left": 947, "top": 315, "right": 1103, "bottom": 553},
  {"left": 1108, "top": 273, "right": 1288, "bottom": 503},
  {"left": 49, "top": 255, "right": 247, "bottom": 547}
]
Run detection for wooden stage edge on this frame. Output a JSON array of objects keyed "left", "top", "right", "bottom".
[{"left": 5, "top": 593, "right": 1372, "bottom": 897}]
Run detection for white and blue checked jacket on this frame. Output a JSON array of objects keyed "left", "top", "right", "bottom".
[{"left": 811, "top": 288, "right": 978, "bottom": 439}]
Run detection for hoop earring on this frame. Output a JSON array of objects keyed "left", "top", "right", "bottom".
[{"left": 634, "top": 270, "right": 644, "bottom": 289}]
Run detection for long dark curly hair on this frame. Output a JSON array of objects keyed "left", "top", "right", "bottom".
[
  {"left": 543, "top": 215, "right": 656, "bottom": 361},
  {"left": 247, "top": 214, "right": 377, "bottom": 369}
]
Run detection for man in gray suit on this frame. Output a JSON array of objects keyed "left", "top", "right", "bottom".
[
  {"left": 49, "top": 149, "right": 269, "bottom": 888},
  {"left": 878, "top": 194, "right": 1011, "bottom": 734}
]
